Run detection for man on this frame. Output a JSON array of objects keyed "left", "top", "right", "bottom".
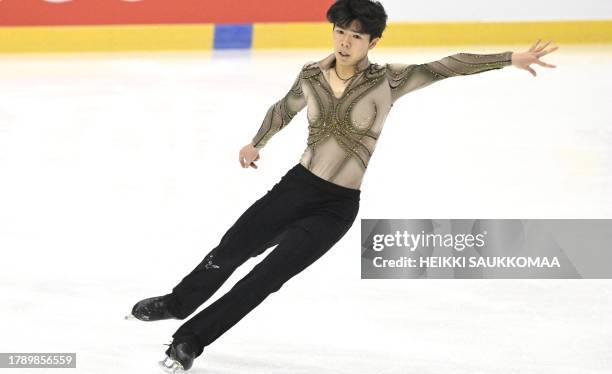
[{"left": 128, "top": 0, "right": 558, "bottom": 372}]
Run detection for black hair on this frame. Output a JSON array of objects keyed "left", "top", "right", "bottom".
[{"left": 326, "top": 0, "right": 388, "bottom": 41}]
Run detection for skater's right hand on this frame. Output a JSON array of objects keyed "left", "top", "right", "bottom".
[{"left": 239, "top": 142, "right": 260, "bottom": 169}]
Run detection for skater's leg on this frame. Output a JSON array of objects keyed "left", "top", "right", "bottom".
[
  {"left": 167, "top": 176, "right": 301, "bottom": 319},
  {"left": 172, "top": 206, "right": 358, "bottom": 353}
]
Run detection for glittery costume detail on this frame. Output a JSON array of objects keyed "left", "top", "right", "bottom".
[
  {"left": 203, "top": 253, "right": 220, "bottom": 270},
  {"left": 252, "top": 51, "right": 513, "bottom": 189},
  {"left": 251, "top": 74, "right": 306, "bottom": 149}
]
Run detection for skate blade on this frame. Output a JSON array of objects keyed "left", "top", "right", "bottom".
[
  {"left": 124, "top": 313, "right": 150, "bottom": 321},
  {"left": 158, "top": 356, "right": 185, "bottom": 373}
]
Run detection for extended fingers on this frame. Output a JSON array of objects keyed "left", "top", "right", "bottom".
[
  {"left": 528, "top": 39, "right": 541, "bottom": 52},
  {"left": 534, "top": 40, "right": 551, "bottom": 52},
  {"left": 526, "top": 66, "right": 536, "bottom": 77},
  {"left": 535, "top": 59, "right": 556, "bottom": 68},
  {"left": 537, "top": 45, "right": 559, "bottom": 58}
]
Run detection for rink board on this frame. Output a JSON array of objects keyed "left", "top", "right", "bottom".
[{"left": 1, "top": 20, "right": 612, "bottom": 53}]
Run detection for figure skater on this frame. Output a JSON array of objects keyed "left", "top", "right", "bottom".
[{"left": 126, "top": 0, "right": 558, "bottom": 371}]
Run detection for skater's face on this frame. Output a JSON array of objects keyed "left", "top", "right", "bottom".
[{"left": 332, "top": 20, "right": 379, "bottom": 68}]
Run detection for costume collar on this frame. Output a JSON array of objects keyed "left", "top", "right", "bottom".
[{"left": 317, "top": 52, "right": 371, "bottom": 74}]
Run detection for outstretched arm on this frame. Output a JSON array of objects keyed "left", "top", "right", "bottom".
[
  {"left": 387, "top": 50, "right": 513, "bottom": 103},
  {"left": 387, "top": 39, "right": 558, "bottom": 103}
]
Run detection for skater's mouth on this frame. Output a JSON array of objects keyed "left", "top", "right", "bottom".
[{"left": 338, "top": 51, "right": 350, "bottom": 58}]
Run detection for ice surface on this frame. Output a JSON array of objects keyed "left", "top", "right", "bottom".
[{"left": 1, "top": 45, "right": 611, "bottom": 373}]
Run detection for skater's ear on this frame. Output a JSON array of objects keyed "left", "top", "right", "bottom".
[{"left": 368, "top": 37, "right": 380, "bottom": 50}]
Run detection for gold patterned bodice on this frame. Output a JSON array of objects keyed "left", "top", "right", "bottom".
[{"left": 252, "top": 51, "right": 513, "bottom": 189}]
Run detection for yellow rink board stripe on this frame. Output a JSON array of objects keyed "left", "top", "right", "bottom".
[
  {"left": 0, "top": 20, "right": 610, "bottom": 53},
  {"left": 0, "top": 24, "right": 215, "bottom": 53},
  {"left": 253, "top": 20, "right": 612, "bottom": 48}
]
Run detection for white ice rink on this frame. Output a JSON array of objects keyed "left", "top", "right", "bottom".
[{"left": 1, "top": 45, "right": 611, "bottom": 373}]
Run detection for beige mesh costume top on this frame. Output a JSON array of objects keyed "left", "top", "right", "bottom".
[{"left": 251, "top": 51, "right": 513, "bottom": 189}]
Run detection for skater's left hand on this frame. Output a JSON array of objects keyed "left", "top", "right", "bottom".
[{"left": 511, "top": 39, "right": 558, "bottom": 77}]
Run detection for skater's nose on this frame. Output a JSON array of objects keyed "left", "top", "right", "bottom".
[{"left": 341, "top": 34, "right": 351, "bottom": 48}]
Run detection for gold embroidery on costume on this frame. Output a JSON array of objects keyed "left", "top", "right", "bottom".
[
  {"left": 251, "top": 51, "right": 513, "bottom": 189},
  {"left": 304, "top": 63, "right": 386, "bottom": 179},
  {"left": 252, "top": 74, "right": 306, "bottom": 148}
]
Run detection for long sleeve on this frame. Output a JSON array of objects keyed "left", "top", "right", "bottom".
[
  {"left": 251, "top": 69, "right": 308, "bottom": 149},
  {"left": 386, "top": 51, "right": 513, "bottom": 103}
]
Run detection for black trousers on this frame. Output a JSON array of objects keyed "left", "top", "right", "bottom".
[{"left": 165, "top": 162, "right": 360, "bottom": 356}]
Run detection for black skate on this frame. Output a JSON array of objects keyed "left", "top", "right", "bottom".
[
  {"left": 125, "top": 294, "right": 179, "bottom": 321},
  {"left": 158, "top": 339, "right": 199, "bottom": 373}
]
